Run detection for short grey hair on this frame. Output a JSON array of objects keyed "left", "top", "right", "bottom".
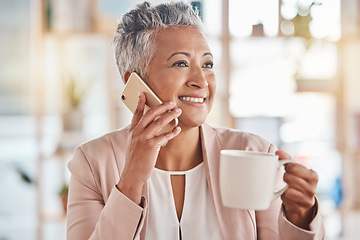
[{"left": 114, "top": 1, "right": 204, "bottom": 82}]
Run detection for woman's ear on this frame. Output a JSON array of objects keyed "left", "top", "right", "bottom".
[{"left": 124, "top": 71, "right": 131, "bottom": 84}]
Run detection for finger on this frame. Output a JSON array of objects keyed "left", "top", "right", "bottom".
[
  {"left": 285, "top": 163, "right": 319, "bottom": 184},
  {"left": 281, "top": 194, "right": 300, "bottom": 214},
  {"left": 281, "top": 190, "right": 302, "bottom": 208},
  {"left": 152, "top": 126, "right": 182, "bottom": 147},
  {"left": 281, "top": 195, "right": 310, "bottom": 216},
  {"left": 138, "top": 101, "right": 177, "bottom": 128},
  {"left": 130, "top": 92, "right": 146, "bottom": 131},
  {"left": 145, "top": 108, "right": 182, "bottom": 136},
  {"left": 282, "top": 188, "right": 316, "bottom": 208},
  {"left": 283, "top": 172, "right": 317, "bottom": 197}
]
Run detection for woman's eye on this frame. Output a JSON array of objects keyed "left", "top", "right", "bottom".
[
  {"left": 172, "top": 60, "right": 188, "bottom": 67},
  {"left": 203, "top": 61, "right": 214, "bottom": 69}
]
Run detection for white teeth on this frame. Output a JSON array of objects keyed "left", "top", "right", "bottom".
[{"left": 179, "top": 96, "right": 205, "bottom": 103}]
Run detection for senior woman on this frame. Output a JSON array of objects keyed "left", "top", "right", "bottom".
[{"left": 66, "top": 1, "right": 325, "bottom": 239}]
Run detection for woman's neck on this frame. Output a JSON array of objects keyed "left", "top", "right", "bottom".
[{"left": 155, "top": 125, "right": 203, "bottom": 171}]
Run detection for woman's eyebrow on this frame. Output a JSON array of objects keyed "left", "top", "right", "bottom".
[
  {"left": 203, "top": 52, "right": 213, "bottom": 58},
  {"left": 167, "top": 51, "right": 213, "bottom": 60},
  {"left": 167, "top": 52, "right": 190, "bottom": 61}
]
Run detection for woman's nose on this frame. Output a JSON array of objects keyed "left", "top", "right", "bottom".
[{"left": 186, "top": 67, "right": 208, "bottom": 89}]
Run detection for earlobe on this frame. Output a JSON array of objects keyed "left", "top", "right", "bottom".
[{"left": 124, "top": 71, "right": 131, "bottom": 84}]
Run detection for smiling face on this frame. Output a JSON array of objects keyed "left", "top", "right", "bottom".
[{"left": 146, "top": 26, "right": 216, "bottom": 129}]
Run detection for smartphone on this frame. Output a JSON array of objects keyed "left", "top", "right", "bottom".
[{"left": 121, "top": 72, "right": 178, "bottom": 133}]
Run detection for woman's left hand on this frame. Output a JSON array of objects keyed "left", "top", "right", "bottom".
[{"left": 276, "top": 150, "right": 319, "bottom": 230}]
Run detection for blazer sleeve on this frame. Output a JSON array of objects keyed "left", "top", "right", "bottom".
[
  {"left": 278, "top": 198, "right": 325, "bottom": 240},
  {"left": 255, "top": 143, "right": 326, "bottom": 240},
  {"left": 66, "top": 146, "right": 147, "bottom": 240}
]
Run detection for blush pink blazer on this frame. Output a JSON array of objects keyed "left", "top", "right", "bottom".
[{"left": 67, "top": 123, "right": 325, "bottom": 240}]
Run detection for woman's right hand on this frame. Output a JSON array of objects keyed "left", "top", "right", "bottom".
[{"left": 117, "top": 92, "right": 182, "bottom": 205}]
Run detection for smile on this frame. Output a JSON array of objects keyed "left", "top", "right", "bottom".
[{"left": 179, "top": 96, "right": 205, "bottom": 103}]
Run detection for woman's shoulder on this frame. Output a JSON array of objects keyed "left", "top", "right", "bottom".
[
  {"left": 67, "top": 126, "right": 131, "bottom": 200},
  {"left": 78, "top": 125, "right": 130, "bottom": 155},
  {"left": 68, "top": 125, "right": 130, "bottom": 173}
]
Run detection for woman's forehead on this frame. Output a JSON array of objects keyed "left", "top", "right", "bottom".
[{"left": 153, "top": 26, "right": 210, "bottom": 56}]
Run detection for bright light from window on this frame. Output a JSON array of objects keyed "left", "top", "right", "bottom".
[
  {"left": 281, "top": 2, "right": 298, "bottom": 20},
  {"left": 280, "top": 0, "right": 341, "bottom": 40},
  {"left": 280, "top": 20, "right": 295, "bottom": 35},
  {"left": 310, "top": 0, "right": 341, "bottom": 41},
  {"left": 229, "top": 0, "right": 279, "bottom": 37},
  {"left": 280, "top": 93, "right": 335, "bottom": 142},
  {"left": 298, "top": 41, "right": 338, "bottom": 80},
  {"left": 202, "top": 0, "right": 222, "bottom": 36}
]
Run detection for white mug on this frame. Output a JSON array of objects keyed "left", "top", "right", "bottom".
[{"left": 219, "top": 150, "right": 294, "bottom": 210}]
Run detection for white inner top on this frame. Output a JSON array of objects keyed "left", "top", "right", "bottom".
[{"left": 146, "top": 162, "right": 223, "bottom": 240}]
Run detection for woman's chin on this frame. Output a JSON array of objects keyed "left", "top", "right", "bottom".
[{"left": 178, "top": 117, "right": 206, "bottom": 130}]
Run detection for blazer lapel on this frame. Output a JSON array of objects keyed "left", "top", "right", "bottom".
[{"left": 201, "top": 123, "right": 257, "bottom": 240}]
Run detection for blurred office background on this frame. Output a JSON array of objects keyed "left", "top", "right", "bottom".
[{"left": 1, "top": 0, "right": 360, "bottom": 239}]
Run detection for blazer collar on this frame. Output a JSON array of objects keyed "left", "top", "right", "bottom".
[{"left": 201, "top": 123, "right": 257, "bottom": 240}]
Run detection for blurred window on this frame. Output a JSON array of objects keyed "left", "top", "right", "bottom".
[
  {"left": 227, "top": 2, "right": 342, "bottom": 236},
  {"left": 0, "top": 0, "right": 31, "bottom": 115},
  {"left": 229, "top": 0, "right": 279, "bottom": 37}
]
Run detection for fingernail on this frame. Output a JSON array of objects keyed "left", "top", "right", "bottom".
[
  {"left": 169, "top": 101, "right": 175, "bottom": 105},
  {"left": 175, "top": 108, "right": 181, "bottom": 113}
]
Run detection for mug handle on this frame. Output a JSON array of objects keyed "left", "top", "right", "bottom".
[{"left": 271, "top": 159, "right": 296, "bottom": 202}]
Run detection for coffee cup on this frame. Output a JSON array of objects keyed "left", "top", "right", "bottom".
[{"left": 219, "top": 150, "right": 294, "bottom": 210}]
